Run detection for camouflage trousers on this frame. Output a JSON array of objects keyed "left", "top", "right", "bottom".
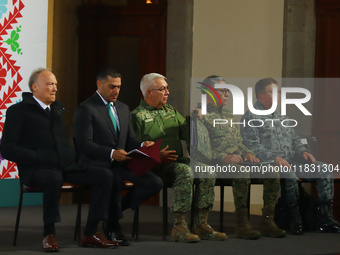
[
  {"left": 281, "top": 161, "right": 334, "bottom": 206},
  {"left": 218, "top": 164, "right": 280, "bottom": 210},
  {"left": 152, "top": 157, "right": 215, "bottom": 213}
]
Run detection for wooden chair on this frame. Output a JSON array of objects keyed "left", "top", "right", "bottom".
[
  {"left": 13, "top": 180, "right": 86, "bottom": 246},
  {"left": 13, "top": 179, "right": 140, "bottom": 246}
]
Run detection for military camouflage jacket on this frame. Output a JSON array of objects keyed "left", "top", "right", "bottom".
[
  {"left": 201, "top": 103, "right": 254, "bottom": 164},
  {"left": 240, "top": 100, "right": 307, "bottom": 162},
  {"left": 131, "top": 98, "right": 187, "bottom": 157}
]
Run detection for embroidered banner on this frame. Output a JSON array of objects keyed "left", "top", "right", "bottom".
[{"left": 0, "top": 0, "right": 48, "bottom": 179}]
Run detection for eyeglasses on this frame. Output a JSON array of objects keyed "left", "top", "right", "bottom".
[
  {"left": 151, "top": 86, "right": 170, "bottom": 92},
  {"left": 216, "top": 89, "right": 230, "bottom": 95}
]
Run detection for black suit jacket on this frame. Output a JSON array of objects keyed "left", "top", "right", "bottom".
[
  {"left": 73, "top": 92, "right": 141, "bottom": 169},
  {"left": 0, "top": 92, "right": 76, "bottom": 183}
]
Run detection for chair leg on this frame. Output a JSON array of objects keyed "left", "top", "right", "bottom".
[
  {"left": 220, "top": 185, "right": 224, "bottom": 232},
  {"left": 13, "top": 184, "right": 24, "bottom": 246},
  {"left": 132, "top": 206, "right": 139, "bottom": 241},
  {"left": 190, "top": 181, "right": 198, "bottom": 231},
  {"left": 163, "top": 187, "right": 168, "bottom": 241},
  {"left": 247, "top": 187, "right": 251, "bottom": 219},
  {"left": 74, "top": 189, "right": 83, "bottom": 246}
]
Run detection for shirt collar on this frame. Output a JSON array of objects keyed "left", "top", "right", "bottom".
[
  {"left": 96, "top": 91, "right": 111, "bottom": 106},
  {"left": 207, "top": 103, "right": 223, "bottom": 113},
  {"left": 255, "top": 100, "right": 280, "bottom": 116},
  {"left": 33, "top": 95, "right": 50, "bottom": 110},
  {"left": 140, "top": 98, "right": 163, "bottom": 111},
  {"left": 254, "top": 100, "right": 266, "bottom": 110}
]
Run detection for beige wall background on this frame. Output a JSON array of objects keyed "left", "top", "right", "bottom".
[
  {"left": 191, "top": 0, "right": 284, "bottom": 215},
  {"left": 192, "top": 0, "right": 284, "bottom": 78}
]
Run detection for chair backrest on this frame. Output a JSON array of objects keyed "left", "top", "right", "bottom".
[{"left": 189, "top": 114, "right": 213, "bottom": 164}]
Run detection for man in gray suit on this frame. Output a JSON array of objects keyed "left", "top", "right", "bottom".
[{"left": 74, "top": 67, "right": 163, "bottom": 246}]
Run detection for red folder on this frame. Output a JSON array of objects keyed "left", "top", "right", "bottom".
[{"left": 126, "top": 139, "right": 162, "bottom": 176}]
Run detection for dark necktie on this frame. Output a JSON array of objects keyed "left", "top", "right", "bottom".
[{"left": 45, "top": 107, "right": 51, "bottom": 117}]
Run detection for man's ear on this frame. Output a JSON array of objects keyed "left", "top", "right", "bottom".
[
  {"left": 258, "top": 92, "right": 264, "bottom": 101},
  {"left": 32, "top": 83, "right": 38, "bottom": 92},
  {"left": 146, "top": 89, "right": 152, "bottom": 97},
  {"left": 96, "top": 80, "right": 101, "bottom": 90}
]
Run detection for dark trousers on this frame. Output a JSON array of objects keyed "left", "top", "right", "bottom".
[
  {"left": 108, "top": 165, "right": 163, "bottom": 226},
  {"left": 28, "top": 168, "right": 63, "bottom": 224},
  {"left": 28, "top": 166, "right": 113, "bottom": 225},
  {"left": 64, "top": 166, "right": 113, "bottom": 222}
]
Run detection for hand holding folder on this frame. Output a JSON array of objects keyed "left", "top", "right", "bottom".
[{"left": 126, "top": 139, "right": 162, "bottom": 176}]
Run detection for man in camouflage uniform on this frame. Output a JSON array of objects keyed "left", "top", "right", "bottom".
[
  {"left": 131, "top": 73, "right": 227, "bottom": 243},
  {"left": 197, "top": 75, "right": 286, "bottom": 239},
  {"left": 240, "top": 77, "right": 340, "bottom": 234}
]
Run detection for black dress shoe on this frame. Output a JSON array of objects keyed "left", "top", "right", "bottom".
[
  {"left": 107, "top": 231, "right": 130, "bottom": 246},
  {"left": 290, "top": 222, "right": 304, "bottom": 235},
  {"left": 319, "top": 201, "right": 340, "bottom": 233},
  {"left": 103, "top": 222, "right": 130, "bottom": 246}
]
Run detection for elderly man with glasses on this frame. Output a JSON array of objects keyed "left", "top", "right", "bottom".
[{"left": 131, "top": 73, "right": 227, "bottom": 243}]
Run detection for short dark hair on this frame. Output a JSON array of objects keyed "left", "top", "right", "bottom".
[
  {"left": 255, "top": 77, "right": 278, "bottom": 99},
  {"left": 96, "top": 66, "right": 122, "bottom": 82}
]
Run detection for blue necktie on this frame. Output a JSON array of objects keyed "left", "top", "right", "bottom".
[{"left": 107, "top": 103, "right": 118, "bottom": 133}]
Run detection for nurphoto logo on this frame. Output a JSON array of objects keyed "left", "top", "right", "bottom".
[{"left": 198, "top": 82, "right": 311, "bottom": 116}]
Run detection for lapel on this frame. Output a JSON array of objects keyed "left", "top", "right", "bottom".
[
  {"left": 114, "top": 101, "right": 126, "bottom": 133},
  {"left": 92, "top": 93, "right": 119, "bottom": 140}
]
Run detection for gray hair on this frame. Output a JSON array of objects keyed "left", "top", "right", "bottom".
[
  {"left": 140, "top": 73, "right": 167, "bottom": 97},
  {"left": 201, "top": 75, "right": 225, "bottom": 94},
  {"left": 28, "top": 67, "right": 51, "bottom": 92}
]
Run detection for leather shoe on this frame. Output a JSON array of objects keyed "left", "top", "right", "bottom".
[
  {"left": 103, "top": 221, "right": 130, "bottom": 246},
  {"left": 42, "top": 234, "right": 59, "bottom": 252},
  {"left": 106, "top": 231, "right": 130, "bottom": 246},
  {"left": 82, "top": 232, "right": 119, "bottom": 248},
  {"left": 290, "top": 222, "right": 304, "bottom": 235},
  {"left": 319, "top": 222, "right": 340, "bottom": 233}
]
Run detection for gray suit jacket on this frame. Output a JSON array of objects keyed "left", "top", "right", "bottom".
[{"left": 73, "top": 92, "right": 141, "bottom": 169}]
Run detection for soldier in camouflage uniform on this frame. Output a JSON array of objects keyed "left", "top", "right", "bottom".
[
  {"left": 240, "top": 77, "right": 340, "bottom": 234},
  {"left": 131, "top": 73, "right": 227, "bottom": 243},
  {"left": 198, "top": 75, "right": 286, "bottom": 239}
]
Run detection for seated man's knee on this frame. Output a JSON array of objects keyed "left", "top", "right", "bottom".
[
  {"left": 174, "top": 163, "right": 193, "bottom": 179},
  {"left": 43, "top": 171, "right": 63, "bottom": 188},
  {"left": 153, "top": 175, "right": 163, "bottom": 192},
  {"left": 98, "top": 167, "right": 113, "bottom": 180}
]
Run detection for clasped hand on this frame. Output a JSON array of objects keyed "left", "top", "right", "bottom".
[{"left": 223, "top": 153, "right": 260, "bottom": 164}]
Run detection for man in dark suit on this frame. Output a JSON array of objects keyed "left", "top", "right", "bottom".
[
  {"left": 73, "top": 67, "right": 163, "bottom": 246},
  {"left": 0, "top": 68, "right": 118, "bottom": 251}
]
